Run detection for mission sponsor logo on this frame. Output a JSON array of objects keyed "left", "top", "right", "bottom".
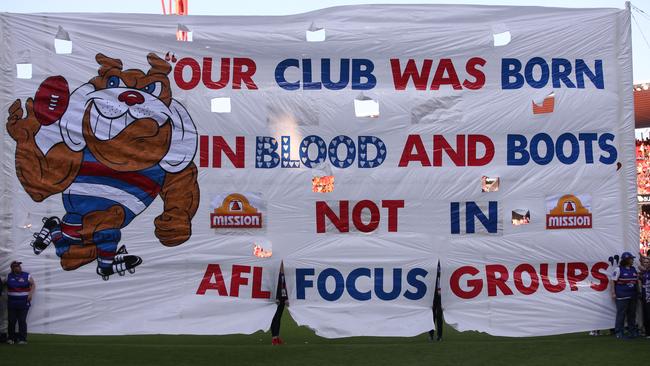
[
  {"left": 210, "top": 193, "right": 263, "bottom": 229},
  {"left": 545, "top": 194, "right": 592, "bottom": 229}
]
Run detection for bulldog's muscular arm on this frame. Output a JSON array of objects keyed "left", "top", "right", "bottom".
[
  {"left": 6, "top": 98, "right": 82, "bottom": 202},
  {"left": 154, "top": 162, "right": 200, "bottom": 246}
]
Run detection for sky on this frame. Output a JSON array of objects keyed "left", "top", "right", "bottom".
[{"left": 1, "top": 0, "right": 649, "bottom": 82}]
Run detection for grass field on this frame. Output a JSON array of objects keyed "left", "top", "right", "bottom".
[{"left": 1, "top": 309, "right": 647, "bottom": 366}]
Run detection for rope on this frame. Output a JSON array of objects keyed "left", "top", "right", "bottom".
[{"left": 632, "top": 13, "right": 650, "bottom": 51}]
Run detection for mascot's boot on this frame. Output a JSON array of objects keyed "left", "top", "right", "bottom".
[
  {"left": 113, "top": 245, "right": 140, "bottom": 275},
  {"left": 31, "top": 216, "right": 62, "bottom": 255},
  {"left": 96, "top": 250, "right": 142, "bottom": 281},
  {"left": 114, "top": 245, "right": 130, "bottom": 264}
]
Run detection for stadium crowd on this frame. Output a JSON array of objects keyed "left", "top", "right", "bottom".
[
  {"left": 640, "top": 211, "right": 650, "bottom": 255},
  {"left": 637, "top": 139, "right": 650, "bottom": 194},
  {"left": 638, "top": 138, "right": 650, "bottom": 253}
]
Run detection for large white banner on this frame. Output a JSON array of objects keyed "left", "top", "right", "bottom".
[{"left": 0, "top": 4, "right": 635, "bottom": 337}]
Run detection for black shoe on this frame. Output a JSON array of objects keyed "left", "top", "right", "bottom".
[
  {"left": 31, "top": 216, "right": 61, "bottom": 255},
  {"left": 114, "top": 245, "right": 128, "bottom": 259},
  {"left": 97, "top": 255, "right": 142, "bottom": 281}
]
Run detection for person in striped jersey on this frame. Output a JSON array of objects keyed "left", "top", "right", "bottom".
[
  {"left": 6, "top": 261, "right": 35, "bottom": 344},
  {"left": 7, "top": 53, "right": 200, "bottom": 280},
  {"left": 611, "top": 251, "right": 640, "bottom": 339}
]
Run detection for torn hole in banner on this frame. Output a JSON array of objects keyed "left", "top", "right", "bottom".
[
  {"left": 177, "top": 24, "right": 193, "bottom": 42},
  {"left": 512, "top": 209, "right": 530, "bottom": 226},
  {"left": 312, "top": 175, "right": 335, "bottom": 193},
  {"left": 312, "top": 161, "right": 334, "bottom": 193},
  {"left": 306, "top": 23, "right": 326, "bottom": 42},
  {"left": 54, "top": 26, "right": 72, "bottom": 54},
  {"left": 253, "top": 239, "right": 272, "bottom": 258},
  {"left": 481, "top": 176, "right": 500, "bottom": 192},
  {"left": 211, "top": 97, "right": 231, "bottom": 113},
  {"left": 16, "top": 50, "right": 32, "bottom": 79},
  {"left": 17, "top": 64, "right": 32, "bottom": 79},
  {"left": 492, "top": 24, "right": 511, "bottom": 47},
  {"left": 354, "top": 93, "right": 379, "bottom": 118},
  {"left": 532, "top": 91, "right": 555, "bottom": 114}
]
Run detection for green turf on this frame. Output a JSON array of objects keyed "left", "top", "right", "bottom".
[{"left": 1, "top": 309, "right": 645, "bottom": 366}]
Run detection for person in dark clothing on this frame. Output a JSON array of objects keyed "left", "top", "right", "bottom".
[
  {"left": 0, "top": 275, "right": 6, "bottom": 343},
  {"left": 611, "top": 252, "right": 639, "bottom": 339},
  {"left": 428, "top": 261, "right": 443, "bottom": 342},
  {"left": 271, "top": 263, "right": 288, "bottom": 345},
  {"left": 6, "top": 261, "right": 35, "bottom": 344}
]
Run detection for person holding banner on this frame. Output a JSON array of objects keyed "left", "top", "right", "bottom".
[
  {"left": 611, "top": 252, "right": 639, "bottom": 339},
  {"left": 271, "top": 263, "right": 288, "bottom": 345},
  {"left": 428, "top": 261, "right": 443, "bottom": 342},
  {"left": 0, "top": 274, "right": 6, "bottom": 343}
]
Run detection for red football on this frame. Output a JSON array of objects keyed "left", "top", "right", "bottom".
[{"left": 33, "top": 76, "right": 70, "bottom": 126}]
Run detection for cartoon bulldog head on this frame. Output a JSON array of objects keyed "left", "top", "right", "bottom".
[{"left": 59, "top": 53, "right": 196, "bottom": 172}]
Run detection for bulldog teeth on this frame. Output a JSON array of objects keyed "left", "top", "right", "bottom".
[
  {"left": 109, "top": 114, "right": 128, "bottom": 139},
  {"left": 92, "top": 108, "right": 101, "bottom": 134},
  {"left": 126, "top": 113, "right": 136, "bottom": 125},
  {"left": 92, "top": 108, "right": 112, "bottom": 141},
  {"left": 94, "top": 118, "right": 111, "bottom": 140},
  {"left": 91, "top": 106, "right": 137, "bottom": 141}
]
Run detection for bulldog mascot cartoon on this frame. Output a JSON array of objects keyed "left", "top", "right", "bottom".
[{"left": 6, "top": 53, "right": 200, "bottom": 280}]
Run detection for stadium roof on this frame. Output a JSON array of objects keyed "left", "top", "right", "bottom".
[{"left": 636, "top": 82, "right": 650, "bottom": 128}]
